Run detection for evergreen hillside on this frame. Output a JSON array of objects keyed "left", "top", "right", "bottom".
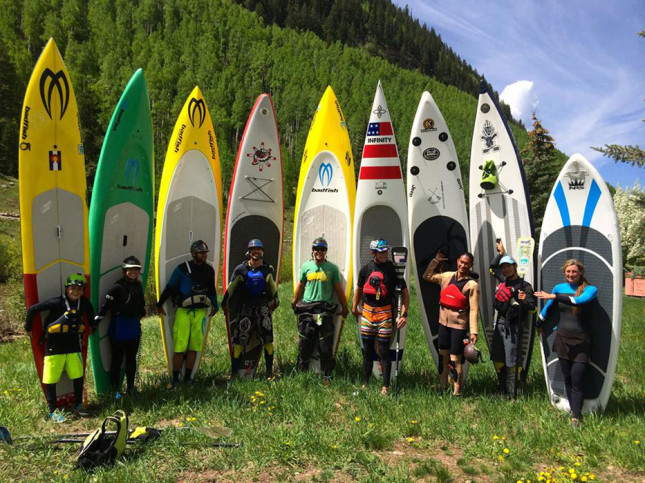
[{"left": 0, "top": 0, "right": 532, "bottom": 207}]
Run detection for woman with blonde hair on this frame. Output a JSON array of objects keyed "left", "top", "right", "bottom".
[{"left": 535, "top": 259, "right": 597, "bottom": 426}]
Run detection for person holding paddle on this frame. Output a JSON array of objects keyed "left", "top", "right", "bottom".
[
  {"left": 535, "top": 259, "right": 597, "bottom": 427},
  {"left": 489, "top": 241, "right": 536, "bottom": 397},
  {"left": 351, "top": 239, "right": 409, "bottom": 395},
  {"left": 423, "top": 251, "right": 479, "bottom": 396}
]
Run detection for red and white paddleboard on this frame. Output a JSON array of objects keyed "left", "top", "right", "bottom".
[{"left": 353, "top": 81, "right": 409, "bottom": 378}]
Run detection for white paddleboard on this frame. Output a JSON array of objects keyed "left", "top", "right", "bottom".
[
  {"left": 353, "top": 81, "right": 409, "bottom": 378},
  {"left": 408, "top": 91, "right": 470, "bottom": 375},
  {"left": 224, "top": 93, "right": 283, "bottom": 378},
  {"left": 469, "top": 84, "right": 536, "bottom": 377},
  {"left": 538, "top": 153, "right": 622, "bottom": 414}
]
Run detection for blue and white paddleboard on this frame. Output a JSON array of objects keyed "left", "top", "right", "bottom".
[{"left": 538, "top": 153, "right": 622, "bottom": 414}]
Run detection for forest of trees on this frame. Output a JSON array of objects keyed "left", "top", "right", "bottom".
[{"left": 0, "top": 0, "right": 545, "bottom": 209}]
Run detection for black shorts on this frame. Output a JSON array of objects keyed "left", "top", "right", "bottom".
[{"left": 438, "top": 324, "right": 468, "bottom": 356}]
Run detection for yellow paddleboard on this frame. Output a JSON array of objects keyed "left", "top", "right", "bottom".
[
  {"left": 155, "top": 87, "right": 223, "bottom": 379},
  {"left": 292, "top": 86, "right": 356, "bottom": 367},
  {"left": 19, "top": 38, "right": 90, "bottom": 407}
]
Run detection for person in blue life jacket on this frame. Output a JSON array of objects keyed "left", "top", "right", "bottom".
[
  {"left": 292, "top": 237, "right": 349, "bottom": 385},
  {"left": 221, "top": 239, "right": 279, "bottom": 379},
  {"left": 489, "top": 241, "right": 536, "bottom": 396},
  {"left": 423, "top": 251, "right": 479, "bottom": 396},
  {"left": 25, "top": 273, "right": 97, "bottom": 422},
  {"left": 535, "top": 259, "right": 598, "bottom": 427},
  {"left": 95, "top": 256, "right": 146, "bottom": 397},
  {"left": 157, "top": 240, "right": 219, "bottom": 388},
  {"left": 351, "top": 239, "right": 409, "bottom": 395}
]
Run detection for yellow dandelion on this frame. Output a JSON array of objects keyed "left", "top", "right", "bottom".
[
  {"left": 255, "top": 391, "right": 264, "bottom": 397},
  {"left": 589, "top": 475, "right": 595, "bottom": 480},
  {"left": 538, "top": 477, "right": 545, "bottom": 482},
  {"left": 332, "top": 444, "right": 338, "bottom": 450},
  {"left": 354, "top": 416, "right": 361, "bottom": 422},
  {"left": 408, "top": 437, "right": 414, "bottom": 442},
  {"left": 581, "top": 477, "right": 587, "bottom": 482},
  {"left": 493, "top": 435, "right": 499, "bottom": 440},
  {"left": 260, "top": 400, "right": 266, "bottom": 405},
  {"left": 410, "top": 420, "right": 418, "bottom": 424},
  {"left": 571, "top": 474, "right": 578, "bottom": 480},
  {"left": 63, "top": 476, "right": 69, "bottom": 480},
  {"left": 502, "top": 436, "right": 507, "bottom": 441},
  {"left": 503, "top": 448, "right": 510, "bottom": 454},
  {"left": 498, "top": 455, "right": 504, "bottom": 462},
  {"left": 178, "top": 422, "right": 183, "bottom": 427},
  {"left": 2, "top": 390, "right": 7, "bottom": 395},
  {"left": 284, "top": 442, "right": 291, "bottom": 446},
  {"left": 635, "top": 440, "right": 641, "bottom": 445},
  {"left": 574, "top": 462, "right": 581, "bottom": 467}
]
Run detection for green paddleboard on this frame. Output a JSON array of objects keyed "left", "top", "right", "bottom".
[{"left": 88, "top": 68, "right": 154, "bottom": 395}]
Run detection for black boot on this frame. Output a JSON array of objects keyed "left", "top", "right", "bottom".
[
  {"left": 497, "top": 366, "right": 508, "bottom": 395},
  {"left": 264, "top": 351, "right": 274, "bottom": 379}
]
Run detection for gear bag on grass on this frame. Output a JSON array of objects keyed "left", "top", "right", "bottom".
[{"left": 77, "top": 410, "right": 128, "bottom": 470}]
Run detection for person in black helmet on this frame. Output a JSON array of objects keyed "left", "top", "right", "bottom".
[
  {"left": 95, "top": 256, "right": 146, "bottom": 397},
  {"left": 25, "top": 273, "right": 96, "bottom": 422},
  {"left": 221, "top": 239, "right": 279, "bottom": 379},
  {"left": 157, "top": 240, "right": 218, "bottom": 388},
  {"left": 292, "top": 237, "right": 349, "bottom": 385}
]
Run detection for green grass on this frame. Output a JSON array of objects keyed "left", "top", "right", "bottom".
[{"left": 0, "top": 285, "right": 644, "bottom": 481}]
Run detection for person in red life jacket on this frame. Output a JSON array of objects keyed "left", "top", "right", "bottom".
[
  {"left": 351, "top": 239, "right": 409, "bottom": 395},
  {"left": 489, "top": 241, "right": 536, "bottom": 396},
  {"left": 95, "top": 256, "right": 146, "bottom": 397},
  {"left": 25, "top": 273, "right": 97, "bottom": 422},
  {"left": 423, "top": 251, "right": 479, "bottom": 396},
  {"left": 221, "top": 239, "right": 279, "bottom": 379},
  {"left": 535, "top": 259, "right": 598, "bottom": 427}
]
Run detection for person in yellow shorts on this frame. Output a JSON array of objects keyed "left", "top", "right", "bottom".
[
  {"left": 25, "top": 273, "right": 96, "bottom": 422},
  {"left": 157, "top": 240, "right": 219, "bottom": 388}
]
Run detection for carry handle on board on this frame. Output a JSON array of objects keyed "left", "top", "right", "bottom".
[{"left": 390, "top": 246, "right": 408, "bottom": 398}]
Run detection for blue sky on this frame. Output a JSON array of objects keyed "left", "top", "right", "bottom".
[{"left": 392, "top": 0, "right": 644, "bottom": 188}]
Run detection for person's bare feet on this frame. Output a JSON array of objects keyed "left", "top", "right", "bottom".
[{"left": 381, "top": 386, "right": 388, "bottom": 395}]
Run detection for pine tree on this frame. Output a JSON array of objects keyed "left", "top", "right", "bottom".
[
  {"left": 592, "top": 31, "right": 644, "bottom": 168},
  {"left": 521, "top": 113, "right": 566, "bottom": 236}
]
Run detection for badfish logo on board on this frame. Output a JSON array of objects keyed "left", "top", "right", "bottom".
[
  {"left": 188, "top": 98, "right": 206, "bottom": 128},
  {"left": 318, "top": 163, "right": 333, "bottom": 186},
  {"left": 117, "top": 158, "right": 143, "bottom": 192},
  {"left": 40, "top": 68, "right": 70, "bottom": 120},
  {"left": 312, "top": 163, "right": 338, "bottom": 193}
]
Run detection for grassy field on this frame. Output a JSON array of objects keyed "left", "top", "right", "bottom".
[{"left": 0, "top": 280, "right": 643, "bottom": 482}]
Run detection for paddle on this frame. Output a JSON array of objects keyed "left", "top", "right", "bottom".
[
  {"left": 391, "top": 246, "right": 408, "bottom": 399},
  {"left": 513, "top": 236, "right": 535, "bottom": 399},
  {"left": 0, "top": 424, "right": 232, "bottom": 445}
]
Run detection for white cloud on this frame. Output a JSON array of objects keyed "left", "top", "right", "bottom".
[{"left": 499, "top": 81, "right": 538, "bottom": 126}]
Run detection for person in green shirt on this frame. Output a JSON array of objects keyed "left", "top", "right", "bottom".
[{"left": 292, "top": 237, "right": 349, "bottom": 384}]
